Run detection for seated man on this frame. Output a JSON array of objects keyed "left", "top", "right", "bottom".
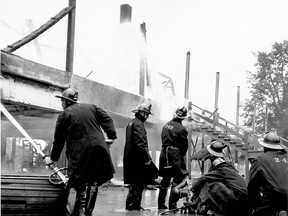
[
  {"left": 248, "top": 131, "right": 288, "bottom": 216},
  {"left": 191, "top": 140, "right": 251, "bottom": 216}
]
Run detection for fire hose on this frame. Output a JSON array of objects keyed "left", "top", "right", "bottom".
[{"left": 0, "top": 103, "right": 68, "bottom": 185}]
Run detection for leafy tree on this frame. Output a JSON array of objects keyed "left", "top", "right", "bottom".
[{"left": 242, "top": 40, "right": 288, "bottom": 139}]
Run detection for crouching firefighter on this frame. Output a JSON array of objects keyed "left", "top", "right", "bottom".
[
  {"left": 44, "top": 88, "right": 117, "bottom": 216},
  {"left": 191, "top": 140, "right": 251, "bottom": 216}
]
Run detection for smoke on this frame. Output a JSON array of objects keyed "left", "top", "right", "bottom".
[{"left": 1, "top": 113, "right": 58, "bottom": 175}]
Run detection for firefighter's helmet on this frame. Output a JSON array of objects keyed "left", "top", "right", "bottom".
[
  {"left": 207, "top": 140, "right": 225, "bottom": 157},
  {"left": 259, "top": 131, "right": 285, "bottom": 150},
  {"left": 56, "top": 88, "right": 78, "bottom": 103},
  {"left": 132, "top": 103, "right": 153, "bottom": 115},
  {"left": 174, "top": 106, "right": 188, "bottom": 119}
]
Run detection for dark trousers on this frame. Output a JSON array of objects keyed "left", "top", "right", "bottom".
[
  {"left": 158, "top": 175, "right": 182, "bottom": 210},
  {"left": 125, "top": 183, "right": 145, "bottom": 210},
  {"left": 66, "top": 182, "right": 98, "bottom": 216}
]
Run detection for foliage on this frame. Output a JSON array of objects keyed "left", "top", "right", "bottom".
[{"left": 241, "top": 40, "right": 288, "bottom": 139}]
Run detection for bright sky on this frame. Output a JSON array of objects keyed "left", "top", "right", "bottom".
[{"left": 1, "top": 0, "right": 288, "bottom": 123}]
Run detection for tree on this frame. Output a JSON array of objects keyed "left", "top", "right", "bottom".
[{"left": 242, "top": 40, "right": 288, "bottom": 139}]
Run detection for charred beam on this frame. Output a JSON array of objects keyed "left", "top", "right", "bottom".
[{"left": 3, "top": 6, "right": 74, "bottom": 53}]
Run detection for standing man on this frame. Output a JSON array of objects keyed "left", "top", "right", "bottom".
[
  {"left": 191, "top": 140, "right": 250, "bottom": 216},
  {"left": 158, "top": 106, "right": 190, "bottom": 210},
  {"left": 44, "top": 88, "right": 117, "bottom": 216},
  {"left": 248, "top": 131, "right": 288, "bottom": 216},
  {"left": 123, "top": 103, "right": 158, "bottom": 211}
]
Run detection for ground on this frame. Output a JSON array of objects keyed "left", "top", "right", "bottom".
[{"left": 93, "top": 184, "right": 197, "bottom": 216}]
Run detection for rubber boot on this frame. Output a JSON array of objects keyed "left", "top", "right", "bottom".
[
  {"left": 168, "top": 187, "right": 180, "bottom": 210},
  {"left": 158, "top": 187, "right": 168, "bottom": 209},
  {"left": 66, "top": 188, "right": 84, "bottom": 216},
  {"left": 85, "top": 183, "right": 98, "bottom": 216}
]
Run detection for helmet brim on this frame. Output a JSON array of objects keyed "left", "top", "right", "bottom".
[
  {"left": 207, "top": 144, "right": 225, "bottom": 157},
  {"left": 173, "top": 114, "right": 187, "bottom": 119},
  {"left": 55, "top": 95, "right": 78, "bottom": 103},
  {"left": 132, "top": 109, "right": 152, "bottom": 115},
  {"left": 259, "top": 138, "right": 286, "bottom": 150}
]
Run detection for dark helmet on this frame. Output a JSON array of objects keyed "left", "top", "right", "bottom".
[
  {"left": 174, "top": 106, "right": 188, "bottom": 119},
  {"left": 132, "top": 103, "right": 153, "bottom": 115},
  {"left": 259, "top": 131, "right": 285, "bottom": 150},
  {"left": 55, "top": 88, "right": 78, "bottom": 103},
  {"left": 207, "top": 140, "right": 225, "bottom": 157}
]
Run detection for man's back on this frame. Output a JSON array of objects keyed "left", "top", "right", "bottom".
[
  {"left": 248, "top": 149, "right": 288, "bottom": 214},
  {"left": 161, "top": 118, "right": 188, "bottom": 154}
]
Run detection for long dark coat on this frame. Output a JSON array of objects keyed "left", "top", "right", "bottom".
[
  {"left": 123, "top": 116, "right": 157, "bottom": 185},
  {"left": 159, "top": 118, "right": 189, "bottom": 178},
  {"left": 50, "top": 103, "right": 117, "bottom": 188},
  {"left": 248, "top": 150, "right": 288, "bottom": 215}
]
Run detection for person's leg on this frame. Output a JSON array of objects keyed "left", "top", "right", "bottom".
[
  {"left": 126, "top": 184, "right": 146, "bottom": 210},
  {"left": 198, "top": 182, "right": 237, "bottom": 215},
  {"left": 168, "top": 176, "right": 189, "bottom": 210},
  {"left": 66, "top": 188, "right": 78, "bottom": 216},
  {"left": 66, "top": 186, "right": 85, "bottom": 216},
  {"left": 158, "top": 176, "right": 171, "bottom": 209},
  {"left": 84, "top": 182, "right": 98, "bottom": 216},
  {"left": 169, "top": 183, "right": 180, "bottom": 210}
]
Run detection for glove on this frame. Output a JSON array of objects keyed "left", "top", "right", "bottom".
[
  {"left": 105, "top": 139, "right": 115, "bottom": 148},
  {"left": 44, "top": 156, "right": 55, "bottom": 166},
  {"left": 144, "top": 160, "right": 151, "bottom": 166}
]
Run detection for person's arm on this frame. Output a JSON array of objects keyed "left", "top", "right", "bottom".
[
  {"left": 247, "top": 159, "right": 262, "bottom": 208},
  {"left": 95, "top": 106, "right": 117, "bottom": 140},
  {"left": 192, "top": 168, "right": 225, "bottom": 195},
  {"left": 133, "top": 123, "right": 151, "bottom": 164},
  {"left": 44, "top": 113, "right": 66, "bottom": 165}
]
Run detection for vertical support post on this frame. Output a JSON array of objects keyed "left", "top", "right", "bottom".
[
  {"left": 201, "top": 134, "right": 205, "bottom": 174},
  {"left": 235, "top": 86, "right": 240, "bottom": 163},
  {"left": 184, "top": 51, "right": 191, "bottom": 174},
  {"left": 213, "top": 72, "right": 220, "bottom": 129},
  {"left": 12, "top": 138, "right": 16, "bottom": 170},
  {"left": 184, "top": 52, "right": 190, "bottom": 100},
  {"left": 244, "top": 131, "right": 250, "bottom": 184},
  {"left": 187, "top": 128, "right": 192, "bottom": 176},
  {"left": 139, "top": 22, "right": 146, "bottom": 96},
  {"left": 65, "top": 0, "right": 76, "bottom": 73}
]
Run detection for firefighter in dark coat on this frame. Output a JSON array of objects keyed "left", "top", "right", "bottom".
[
  {"left": 191, "top": 141, "right": 250, "bottom": 216},
  {"left": 248, "top": 131, "right": 288, "bottom": 216},
  {"left": 44, "top": 88, "right": 117, "bottom": 216},
  {"left": 158, "top": 106, "right": 190, "bottom": 210},
  {"left": 123, "top": 103, "right": 158, "bottom": 211}
]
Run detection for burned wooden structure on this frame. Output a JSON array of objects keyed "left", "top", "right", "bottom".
[{"left": 1, "top": 1, "right": 163, "bottom": 214}]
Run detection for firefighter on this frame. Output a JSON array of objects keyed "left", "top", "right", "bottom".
[
  {"left": 158, "top": 106, "right": 190, "bottom": 210},
  {"left": 248, "top": 131, "right": 288, "bottom": 216},
  {"left": 191, "top": 140, "right": 251, "bottom": 216},
  {"left": 123, "top": 103, "right": 158, "bottom": 211},
  {"left": 44, "top": 88, "right": 117, "bottom": 216}
]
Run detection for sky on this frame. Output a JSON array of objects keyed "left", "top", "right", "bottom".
[{"left": 1, "top": 0, "right": 288, "bottom": 123}]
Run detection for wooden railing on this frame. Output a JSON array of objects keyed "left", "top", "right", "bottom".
[{"left": 190, "top": 103, "right": 251, "bottom": 150}]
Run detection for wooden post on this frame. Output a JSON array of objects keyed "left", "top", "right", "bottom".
[
  {"left": 244, "top": 131, "right": 250, "bottom": 184},
  {"left": 66, "top": 0, "right": 76, "bottom": 73},
  {"left": 213, "top": 72, "right": 220, "bottom": 129},
  {"left": 235, "top": 86, "right": 240, "bottom": 163},
  {"left": 184, "top": 51, "right": 192, "bottom": 174},
  {"left": 184, "top": 52, "right": 190, "bottom": 100},
  {"left": 139, "top": 22, "right": 146, "bottom": 96}
]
